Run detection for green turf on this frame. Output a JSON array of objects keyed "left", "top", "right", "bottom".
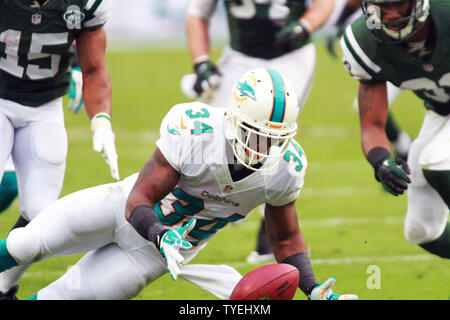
[{"left": 0, "top": 43, "right": 448, "bottom": 300}]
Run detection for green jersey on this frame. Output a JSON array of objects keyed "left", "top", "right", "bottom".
[
  {"left": 0, "top": 0, "right": 110, "bottom": 107},
  {"left": 341, "top": 0, "right": 450, "bottom": 116},
  {"left": 224, "top": 0, "right": 309, "bottom": 59}
]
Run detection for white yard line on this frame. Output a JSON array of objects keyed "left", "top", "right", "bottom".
[
  {"left": 234, "top": 215, "right": 404, "bottom": 229},
  {"left": 23, "top": 254, "right": 434, "bottom": 279},
  {"left": 228, "top": 254, "right": 435, "bottom": 269}
]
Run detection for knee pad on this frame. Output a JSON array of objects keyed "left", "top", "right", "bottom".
[
  {"left": 404, "top": 219, "right": 428, "bottom": 244},
  {"left": 6, "top": 228, "right": 41, "bottom": 265},
  {"left": 404, "top": 218, "right": 446, "bottom": 245},
  {"left": 32, "top": 123, "right": 67, "bottom": 166}
]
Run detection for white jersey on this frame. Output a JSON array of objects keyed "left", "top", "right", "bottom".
[{"left": 122, "top": 102, "right": 307, "bottom": 247}]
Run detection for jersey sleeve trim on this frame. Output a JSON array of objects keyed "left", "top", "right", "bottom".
[
  {"left": 340, "top": 35, "right": 373, "bottom": 81},
  {"left": 343, "top": 26, "right": 381, "bottom": 74},
  {"left": 187, "top": 0, "right": 219, "bottom": 20},
  {"left": 83, "top": 0, "right": 111, "bottom": 29}
]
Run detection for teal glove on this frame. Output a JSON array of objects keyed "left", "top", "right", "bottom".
[
  {"left": 67, "top": 66, "right": 84, "bottom": 113},
  {"left": 159, "top": 218, "right": 196, "bottom": 280},
  {"left": 310, "top": 277, "right": 358, "bottom": 300}
]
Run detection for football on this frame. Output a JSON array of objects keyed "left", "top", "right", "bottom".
[{"left": 230, "top": 263, "right": 299, "bottom": 300}]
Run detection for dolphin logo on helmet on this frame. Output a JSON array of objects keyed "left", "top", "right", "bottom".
[{"left": 225, "top": 68, "right": 302, "bottom": 172}]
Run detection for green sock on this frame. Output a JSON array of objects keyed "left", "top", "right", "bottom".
[
  {"left": 0, "top": 238, "right": 19, "bottom": 272},
  {"left": 423, "top": 170, "right": 450, "bottom": 208},
  {"left": 419, "top": 222, "right": 450, "bottom": 259}
]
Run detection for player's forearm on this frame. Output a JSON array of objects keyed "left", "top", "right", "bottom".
[
  {"left": 358, "top": 82, "right": 391, "bottom": 157},
  {"left": 82, "top": 67, "right": 112, "bottom": 119},
  {"left": 271, "top": 231, "right": 308, "bottom": 262},
  {"left": 300, "top": 0, "right": 336, "bottom": 32},
  {"left": 125, "top": 149, "right": 180, "bottom": 220},
  {"left": 186, "top": 14, "right": 211, "bottom": 63},
  {"left": 76, "top": 28, "right": 112, "bottom": 119}
]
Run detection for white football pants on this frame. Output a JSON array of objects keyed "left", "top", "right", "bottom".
[
  {"left": 5, "top": 180, "right": 242, "bottom": 300},
  {"left": 3, "top": 157, "right": 14, "bottom": 173},
  {"left": 0, "top": 97, "right": 67, "bottom": 221},
  {"left": 0, "top": 97, "right": 67, "bottom": 293},
  {"left": 404, "top": 110, "right": 450, "bottom": 244},
  {"left": 208, "top": 44, "right": 316, "bottom": 111}
]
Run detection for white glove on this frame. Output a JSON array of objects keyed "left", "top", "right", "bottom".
[
  {"left": 158, "top": 218, "right": 196, "bottom": 281},
  {"left": 310, "top": 276, "right": 358, "bottom": 300},
  {"left": 91, "top": 113, "right": 120, "bottom": 181}
]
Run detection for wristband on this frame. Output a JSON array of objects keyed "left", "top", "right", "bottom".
[
  {"left": 282, "top": 252, "right": 319, "bottom": 297},
  {"left": 367, "top": 147, "right": 390, "bottom": 171},
  {"left": 128, "top": 205, "right": 167, "bottom": 247},
  {"left": 193, "top": 55, "right": 210, "bottom": 65},
  {"left": 91, "top": 113, "right": 112, "bottom": 135},
  {"left": 298, "top": 19, "right": 313, "bottom": 35}
]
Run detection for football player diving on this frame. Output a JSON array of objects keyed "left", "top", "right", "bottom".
[
  {"left": 183, "top": 0, "right": 336, "bottom": 264},
  {"left": 0, "top": 68, "right": 357, "bottom": 300},
  {"left": 341, "top": 0, "right": 450, "bottom": 258},
  {"left": 0, "top": 46, "right": 84, "bottom": 235},
  {"left": 0, "top": 0, "right": 119, "bottom": 299}
]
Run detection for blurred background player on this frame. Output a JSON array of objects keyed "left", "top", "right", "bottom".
[
  {"left": 0, "top": 45, "right": 83, "bottom": 219},
  {"left": 325, "top": 0, "right": 412, "bottom": 161},
  {"left": 341, "top": 0, "right": 450, "bottom": 258},
  {"left": 0, "top": 68, "right": 357, "bottom": 300},
  {"left": 182, "top": 0, "right": 335, "bottom": 264},
  {"left": 0, "top": 0, "right": 119, "bottom": 299}
]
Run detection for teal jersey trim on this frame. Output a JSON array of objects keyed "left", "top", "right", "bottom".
[
  {"left": 267, "top": 68, "right": 286, "bottom": 123},
  {"left": 27, "top": 294, "right": 38, "bottom": 300}
]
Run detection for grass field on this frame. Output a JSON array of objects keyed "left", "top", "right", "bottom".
[{"left": 0, "top": 42, "right": 448, "bottom": 300}]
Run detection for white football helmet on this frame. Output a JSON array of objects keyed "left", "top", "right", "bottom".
[{"left": 224, "top": 68, "right": 302, "bottom": 172}]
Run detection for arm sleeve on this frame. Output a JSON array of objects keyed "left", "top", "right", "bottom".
[
  {"left": 82, "top": 0, "right": 112, "bottom": 31},
  {"left": 187, "top": 0, "right": 219, "bottom": 20}
]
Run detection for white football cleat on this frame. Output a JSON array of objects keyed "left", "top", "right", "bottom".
[{"left": 246, "top": 251, "right": 275, "bottom": 264}]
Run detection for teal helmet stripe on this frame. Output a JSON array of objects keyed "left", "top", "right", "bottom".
[{"left": 267, "top": 68, "right": 286, "bottom": 123}]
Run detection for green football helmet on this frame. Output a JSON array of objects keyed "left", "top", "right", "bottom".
[{"left": 361, "top": 0, "right": 430, "bottom": 43}]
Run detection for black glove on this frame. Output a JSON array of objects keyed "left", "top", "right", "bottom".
[
  {"left": 193, "top": 60, "right": 221, "bottom": 97},
  {"left": 367, "top": 147, "right": 411, "bottom": 196},
  {"left": 275, "top": 20, "right": 311, "bottom": 51}
]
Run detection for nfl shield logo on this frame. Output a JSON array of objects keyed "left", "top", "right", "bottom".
[
  {"left": 423, "top": 64, "right": 434, "bottom": 72},
  {"left": 31, "top": 13, "right": 42, "bottom": 25},
  {"left": 223, "top": 185, "right": 233, "bottom": 193}
]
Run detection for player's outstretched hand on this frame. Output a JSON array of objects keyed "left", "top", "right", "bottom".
[
  {"left": 375, "top": 157, "right": 411, "bottom": 196},
  {"left": 193, "top": 60, "right": 221, "bottom": 97},
  {"left": 91, "top": 113, "right": 120, "bottom": 181},
  {"left": 275, "top": 20, "right": 310, "bottom": 51},
  {"left": 159, "top": 218, "right": 196, "bottom": 281},
  {"left": 67, "top": 67, "right": 84, "bottom": 113},
  {"left": 310, "top": 276, "right": 358, "bottom": 300}
]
